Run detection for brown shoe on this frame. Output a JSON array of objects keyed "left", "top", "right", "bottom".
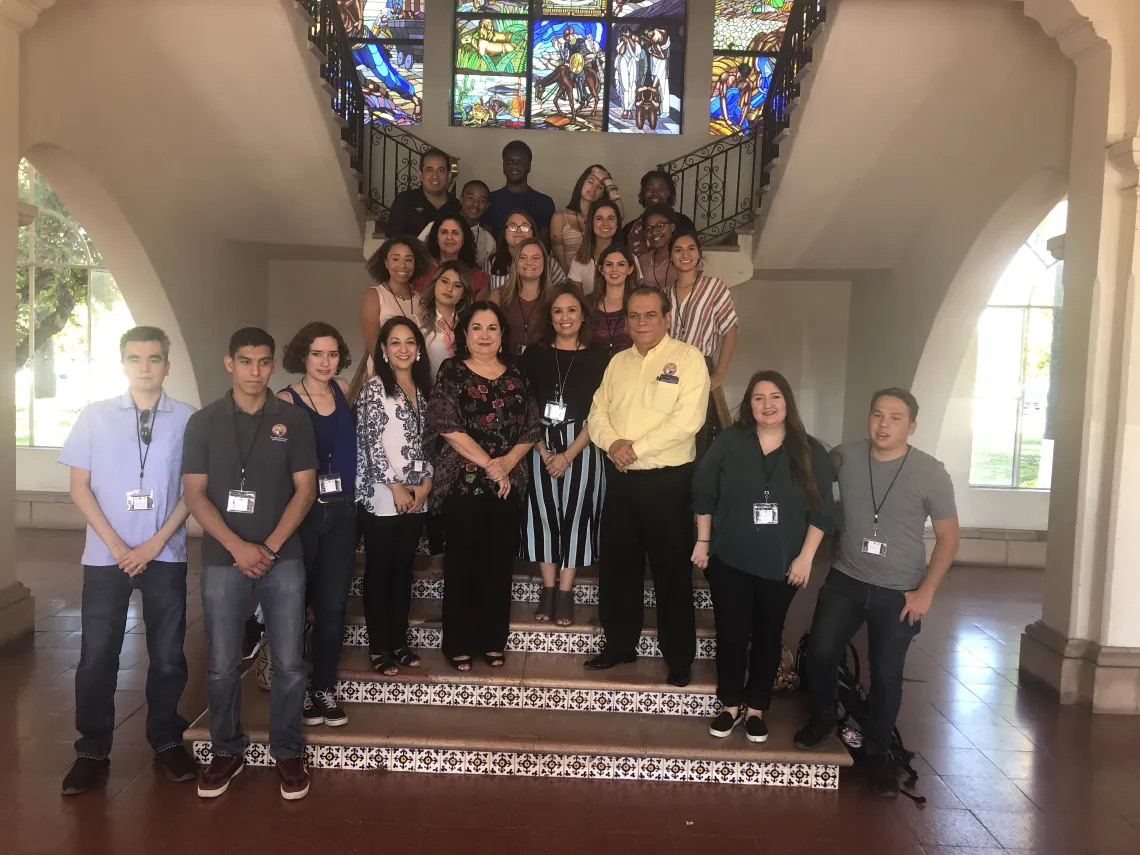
[
  {"left": 277, "top": 756, "right": 310, "bottom": 800},
  {"left": 197, "top": 754, "right": 244, "bottom": 798}
]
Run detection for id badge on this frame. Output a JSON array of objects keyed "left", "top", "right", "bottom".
[
  {"left": 516, "top": 344, "right": 527, "bottom": 356},
  {"left": 126, "top": 490, "right": 155, "bottom": 512},
  {"left": 319, "top": 474, "right": 343, "bottom": 496},
  {"left": 227, "top": 490, "right": 257, "bottom": 514},
  {"left": 862, "top": 538, "right": 888, "bottom": 556},
  {"left": 753, "top": 502, "right": 778, "bottom": 525},
  {"left": 411, "top": 460, "right": 427, "bottom": 473},
  {"left": 657, "top": 374, "right": 679, "bottom": 385},
  {"left": 543, "top": 400, "right": 568, "bottom": 423}
]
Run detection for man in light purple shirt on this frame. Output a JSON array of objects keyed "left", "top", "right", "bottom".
[{"left": 57, "top": 326, "right": 197, "bottom": 796}]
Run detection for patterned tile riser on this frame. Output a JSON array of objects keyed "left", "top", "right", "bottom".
[
  {"left": 348, "top": 577, "right": 715, "bottom": 610},
  {"left": 191, "top": 741, "right": 839, "bottom": 789},
  {"left": 341, "top": 624, "right": 718, "bottom": 659}
]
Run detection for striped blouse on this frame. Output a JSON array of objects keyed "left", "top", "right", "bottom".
[{"left": 666, "top": 275, "right": 738, "bottom": 358}]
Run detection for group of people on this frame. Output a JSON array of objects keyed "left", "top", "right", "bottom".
[{"left": 55, "top": 139, "right": 960, "bottom": 805}]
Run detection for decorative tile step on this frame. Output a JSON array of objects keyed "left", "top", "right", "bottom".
[
  {"left": 342, "top": 599, "right": 719, "bottom": 659},
  {"left": 186, "top": 678, "right": 849, "bottom": 789}
]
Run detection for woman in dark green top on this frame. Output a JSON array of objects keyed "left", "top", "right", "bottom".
[{"left": 692, "top": 370, "right": 834, "bottom": 743}]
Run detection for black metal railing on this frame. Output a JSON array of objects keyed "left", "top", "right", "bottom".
[
  {"left": 658, "top": 0, "right": 826, "bottom": 244},
  {"left": 297, "top": 0, "right": 458, "bottom": 224}
]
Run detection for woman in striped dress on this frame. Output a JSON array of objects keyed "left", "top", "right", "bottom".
[{"left": 519, "top": 284, "right": 607, "bottom": 627}]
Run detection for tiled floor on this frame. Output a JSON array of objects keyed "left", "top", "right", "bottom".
[{"left": 5, "top": 530, "right": 1140, "bottom": 854}]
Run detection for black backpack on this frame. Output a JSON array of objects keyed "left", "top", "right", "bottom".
[{"left": 796, "top": 632, "right": 926, "bottom": 805}]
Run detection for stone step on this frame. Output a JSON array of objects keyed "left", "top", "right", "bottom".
[
  {"left": 186, "top": 672, "right": 849, "bottom": 789},
  {"left": 341, "top": 598, "right": 719, "bottom": 659}
]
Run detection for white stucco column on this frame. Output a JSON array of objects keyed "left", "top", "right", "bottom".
[
  {"left": 1019, "top": 0, "right": 1140, "bottom": 712},
  {"left": 0, "top": 0, "right": 55, "bottom": 646}
]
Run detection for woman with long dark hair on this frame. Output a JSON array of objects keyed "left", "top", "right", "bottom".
[
  {"left": 484, "top": 209, "right": 568, "bottom": 294},
  {"left": 418, "top": 260, "right": 476, "bottom": 378},
  {"left": 691, "top": 370, "right": 834, "bottom": 743},
  {"left": 426, "top": 301, "right": 540, "bottom": 671},
  {"left": 550, "top": 165, "right": 624, "bottom": 271},
  {"left": 590, "top": 243, "right": 640, "bottom": 360},
  {"left": 414, "top": 213, "right": 490, "bottom": 296},
  {"left": 568, "top": 198, "right": 639, "bottom": 294},
  {"left": 356, "top": 317, "right": 434, "bottom": 676}
]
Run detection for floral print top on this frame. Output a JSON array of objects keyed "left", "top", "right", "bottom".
[
  {"left": 356, "top": 375, "right": 432, "bottom": 517},
  {"left": 425, "top": 358, "right": 541, "bottom": 511}
]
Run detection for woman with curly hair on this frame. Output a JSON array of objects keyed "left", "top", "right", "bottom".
[{"left": 276, "top": 322, "right": 356, "bottom": 728}]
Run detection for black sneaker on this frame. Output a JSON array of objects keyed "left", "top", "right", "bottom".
[
  {"left": 708, "top": 707, "right": 744, "bottom": 738},
  {"left": 61, "top": 757, "right": 109, "bottom": 795},
  {"left": 312, "top": 689, "right": 348, "bottom": 727},
  {"left": 794, "top": 718, "right": 833, "bottom": 750},
  {"left": 154, "top": 744, "right": 198, "bottom": 782},
  {"left": 869, "top": 753, "right": 900, "bottom": 798},
  {"left": 744, "top": 714, "right": 769, "bottom": 744},
  {"left": 302, "top": 688, "right": 324, "bottom": 726}
]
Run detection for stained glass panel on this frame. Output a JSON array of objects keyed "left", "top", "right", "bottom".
[
  {"left": 453, "top": 74, "right": 528, "bottom": 127},
  {"left": 456, "top": 1, "right": 529, "bottom": 10},
  {"left": 455, "top": 17, "right": 529, "bottom": 74},
  {"left": 713, "top": 0, "right": 788, "bottom": 51},
  {"left": 541, "top": 0, "right": 604, "bottom": 15},
  {"left": 606, "top": 21, "right": 683, "bottom": 133},
  {"left": 530, "top": 19, "right": 606, "bottom": 130},
  {"left": 612, "top": 0, "right": 685, "bottom": 16},
  {"left": 354, "top": 42, "right": 424, "bottom": 125},
  {"left": 709, "top": 0, "right": 787, "bottom": 135}
]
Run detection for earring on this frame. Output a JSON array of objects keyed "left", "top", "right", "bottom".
[
  {"left": 416, "top": 351, "right": 422, "bottom": 361},
  {"left": 383, "top": 354, "right": 389, "bottom": 363}
]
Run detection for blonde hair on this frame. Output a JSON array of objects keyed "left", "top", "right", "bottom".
[{"left": 499, "top": 237, "right": 551, "bottom": 309}]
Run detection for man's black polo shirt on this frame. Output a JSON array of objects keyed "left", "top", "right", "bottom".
[
  {"left": 385, "top": 187, "right": 462, "bottom": 240},
  {"left": 182, "top": 391, "right": 317, "bottom": 566}
]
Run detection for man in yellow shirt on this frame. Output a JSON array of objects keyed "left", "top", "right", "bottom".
[{"left": 586, "top": 286, "right": 710, "bottom": 686}]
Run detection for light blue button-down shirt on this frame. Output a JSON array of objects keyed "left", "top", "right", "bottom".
[{"left": 58, "top": 391, "right": 196, "bottom": 566}]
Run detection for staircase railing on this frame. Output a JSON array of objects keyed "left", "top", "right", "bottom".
[
  {"left": 657, "top": 0, "right": 826, "bottom": 244},
  {"left": 298, "top": 0, "right": 458, "bottom": 225}
]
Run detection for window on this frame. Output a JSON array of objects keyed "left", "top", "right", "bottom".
[
  {"left": 16, "top": 160, "right": 135, "bottom": 448},
  {"left": 339, "top": 1, "right": 425, "bottom": 125},
  {"left": 451, "top": 1, "right": 687, "bottom": 134},
  {"left": 710, "top": 0, "right": 789, "bottom": 135},
  {"left": 968, "top": 200, "right": 1067, "bottom": 489}
]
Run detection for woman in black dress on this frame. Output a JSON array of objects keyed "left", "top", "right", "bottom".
[{"left": 519, "top": 284, "right": 607, "bottom": 626}]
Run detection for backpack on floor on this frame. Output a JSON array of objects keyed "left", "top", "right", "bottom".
[{"left": 796, "top": 631, "right": 926, "bottom": 805}]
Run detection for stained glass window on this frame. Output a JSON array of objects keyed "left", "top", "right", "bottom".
[
  {"left": 340, "top": 1, "right": 425, "bottom": 125},
  {"left": 709, "top": 0, "right": 789, "bottom": 136},
  {"left": 451, "top": 0, "right": 686, "bottom": 134}
]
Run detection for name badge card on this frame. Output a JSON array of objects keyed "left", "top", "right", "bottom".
[
  {"left": 753, "top": 502, "right": 778, "bottom": 525},
  {"left": 319, "top": 474, "right": 343, "bottom": 496},
  {"left": 411, "top": 460, "right": 427, "bottom": 473},
  {"left": 126, "top": 490, "right": 154, "bottom": 512},
  {"left": 656, "top": 374, "right": 679, "bottom": 385},
  {"left": 862, "top": 538, "right": 888, "bottom": 556},
  {"left": 227, "top": 490, "right": 257, "bottom": 514},
  {"left": 516, "top": 345, "right": 527, "bottom": 356},
  {"left": 543, "top": 400, "right": 567, "bottom": 423}
]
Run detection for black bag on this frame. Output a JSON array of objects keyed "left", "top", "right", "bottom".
[{"left": 796, "top": 632, "right": 926, "bottom": 805}]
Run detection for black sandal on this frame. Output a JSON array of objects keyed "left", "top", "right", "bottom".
[
  {"left": 535, "top": 586, "right": 556, "bottom": 622},
  {"left": 370, "top": 652, "right": 399, "bottom": 677},
  {"left": 449, "top": 655, "right": 472, "bottom": 672},
  {"left": 554, "top": 589, "right": 575, "bottom": 627},
  {"left": 392, "top": 647, "right": 421, "bottom": 668},
  {"left": 483, "top": 652, "right": 506, "bottom": 668}
]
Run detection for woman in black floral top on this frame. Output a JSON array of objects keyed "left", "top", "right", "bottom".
[{"left": 426, "top": 300, "right": 540, "bottom": 671}]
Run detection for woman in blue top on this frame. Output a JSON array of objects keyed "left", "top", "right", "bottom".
[{"left": 278, "top": 322, "right": 357, "bottom": 728}]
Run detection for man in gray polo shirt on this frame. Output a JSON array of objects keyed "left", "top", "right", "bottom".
[
  {"left": 795, "top": 388, "right": 959, "bottom": 798},
  {"left": 182, "top": 327, "right": 317, "bottom": 801}
]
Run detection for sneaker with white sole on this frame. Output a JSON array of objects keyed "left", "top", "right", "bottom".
[
  {"left": 301, "top": 687, "right": 324, "bottom": 726},
  {"left": 311, "top": 688, "right": 348, "bottom": 727},
  {"left": 744, "top": 714, "right": 769, "bottom": 743},
  {"left": 708, "top": 707, "right": 745, "bottom": 737}
]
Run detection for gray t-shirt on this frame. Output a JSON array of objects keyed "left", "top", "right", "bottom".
[{"left": 834, "top": 440, "right": 956, "bottom": 591}]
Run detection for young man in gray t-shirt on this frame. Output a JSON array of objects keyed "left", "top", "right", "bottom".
[{"left": 795, "top": 388, "right": 959, "bottom": 797}]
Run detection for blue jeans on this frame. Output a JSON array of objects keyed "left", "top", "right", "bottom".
[
  {"left": 75, "top": 562, "right": 188, "bottom": 759},
  {"left": 805, "top": 568, "right": 921, "bottom": 756},
  {"left": 202, "top": 558, "right": 306, "bottom": 760},
  {"left": 299, "top": 500, "right": 357, "bottom": 693}
]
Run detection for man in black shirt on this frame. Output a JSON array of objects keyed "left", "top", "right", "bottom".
[
  {"left": 182, "top": 328, "right": 317, "bottom": 801},
  {"left": 385, "top": 148, "right": 461, "bottom": 239}
]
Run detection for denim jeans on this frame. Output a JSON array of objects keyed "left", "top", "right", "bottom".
[
  {"left": 805, "top": 567, "right": 921, "bottom": 756},
  {"left": 202, "top": 558, "right": 306, "bottom": 761},
  {"left": 75, "top": 562, "right": 189, "bottom": 759},
  {"left": 299, "top": 500, "right": 357, "bottom": 693}
]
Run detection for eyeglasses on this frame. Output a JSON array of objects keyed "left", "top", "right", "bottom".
[
  {"left": 138, "top": 409, "right": 153, "bottom": 445},
  {"left": 505, "top": 223, "right": 534, "bottom": 233},
  {"left": 647, "top": 223, "right": 673, "bottom": 233}
]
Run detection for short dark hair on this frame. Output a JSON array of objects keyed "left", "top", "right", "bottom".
[
  {"left": 870, "top": 387, "right": 919, "bottom": 421},
  {"left": 366, "top": 236, "right": 428, "bottom": 285},
  {"left": 537, "top": 283, "right": 593, "bottom": 348},
  {"left": 502, "top": 140, "right": 532, "bottom": 161},
  {"left": 454, "top": 300, "right": 513, "bottom": 363},
  {"left": 421, "top": 148, "right": 450, "bottom": 172},
  {"left": 641, "top": 203, "right": 677, "bottom": 225},
  {"left": 461, "top": 179, "right": 489, "bottom": 196},
  {"left": 372, "top": 317, "right": 433, "bottom": 400},
  {"left": 228, "top": 327, "right": 275, "bottom": 358},
  {"left": 281, "top": 321, "right": 352, "bottom": 375},
  {"left": 120, "top": 326, "right": 170, "bottom": 361},
  {"left": 639, "top": 170, "right": 677, "bottom": 207},
  {"left": 426, "top": 213, "right": 477, "bottom": 268},
  {"left": 626, "top": 284, "right": 670, "bottom": 316}
]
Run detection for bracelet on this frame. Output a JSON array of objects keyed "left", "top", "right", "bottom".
[{"left": 261, "top": 542, "right": 279, "bottom": 558}]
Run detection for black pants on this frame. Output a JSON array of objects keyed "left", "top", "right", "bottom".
[
  {"left": 425, "top": 512, "right": 445, "bottom": 556},
  {"left": 598, "top": 462, "right": 696, "bottom": 671},
  {"left": 805, "top": 568, "right": 921, "bottom": 756},
  {"left": 706, "top": 556, "right": 798, "bottom": 710},
  {"left": 442, "top": 491, "right": 519, "bottom": 659},
  {"left": 299, "top": 500, "right": 358, "bottom": 693},
  {"left": 360, "top": 510, "right": 425, "bottom": 654}
]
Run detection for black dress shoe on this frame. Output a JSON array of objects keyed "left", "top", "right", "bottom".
[
  {"left": 584, "top": 650, "right": 637, "bottom": 670},
  {"left": 666, "top": 667, "right": 691, "bottom": 687},
  {"left": 154, "top": 744, "right": 198, "bottom": 782},
  {"left": 61, "top": 757, "right": 110, "bottom": 795}
]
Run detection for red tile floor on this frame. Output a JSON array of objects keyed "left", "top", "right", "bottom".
[{"left": 5, "top": 529, "right": 1140, "bottom": 854}]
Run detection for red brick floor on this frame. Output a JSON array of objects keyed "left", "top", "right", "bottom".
[{"left": 5, "top": 530, "right": 1140, "bottom": 854}]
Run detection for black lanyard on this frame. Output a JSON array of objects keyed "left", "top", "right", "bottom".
[
  {"left": 133, "top": 395, "right": 160, "bottom": 490},
  {"left": 385, "top": 283, "right": 411, "bottom": 318},
  {"left": 232, "top": 398, "right": 268, "bottom": 491},
  {"left": 517, "top": 295, "right": 538, "bottom": 342},
  {"left": 868, "top": 444, "right": 911, "bottom": 535},
  {"left": 757, "top": 441, "right": 783, "bottom": 502},
  {"left": 301, "top": 378, "right": 340, "bottom": 475}
]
